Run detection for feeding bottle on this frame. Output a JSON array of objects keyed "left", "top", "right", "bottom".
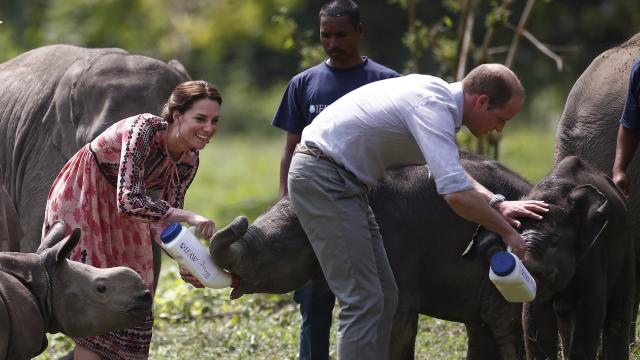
[
  {"left": 489, "top": 250, "right": 537, "bottom": 302},
  {"left": 160, "top": 223, "right": 233, "bottom": 289}
]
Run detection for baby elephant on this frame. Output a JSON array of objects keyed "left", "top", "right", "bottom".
[{"left": 0, "top": 221, "right": 152, "bottom": 359}]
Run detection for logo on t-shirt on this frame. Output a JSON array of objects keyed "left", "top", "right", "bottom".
[{"left": 309, "top": 104, "right": 328, "bottom": 115}]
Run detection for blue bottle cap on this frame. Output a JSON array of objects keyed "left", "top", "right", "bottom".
[
  {"left": 490, "top": 251, "right": 516, "bottom": 276},
  {"left": 160, "top": 223, "right": 182, "bottom": 244}
]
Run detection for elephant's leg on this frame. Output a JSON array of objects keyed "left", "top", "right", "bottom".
[
  {"left": 523, "top": 302, "right": 558, "bottom": 360},
  {"left": 0, "top": 302, "right": 9, "bottom": 359},
  {"left": 464, "top": 321, "right": 502, "bottom": 360},
  {"left": 481, "top": 293, "right": 524, "bottom": 359},
  {"left": 552, "top": 303, "right": 571, "bottom": 359},
  {"left": 389, "top": 298, "right": 419, "bottom": 360},
  {"left": 567, "top": 300, "right": 605, "bottom": 359},
  {"left": 601, "top": 256, "right": 635, "bottom": 359}
]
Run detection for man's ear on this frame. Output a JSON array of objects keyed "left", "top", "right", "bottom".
[{"left": 477, "top": 94, "right": 490, "bottom": 109}]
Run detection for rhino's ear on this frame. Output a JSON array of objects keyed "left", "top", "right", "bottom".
[
  {"left": 38, "top": 221, "right": 67, "bottom": 254},
  {"left": 567, "top": 184, "right": 608, "bottom": 257},
  {"left": 49, "top": 228, "right": 82, "bottom": 263}
]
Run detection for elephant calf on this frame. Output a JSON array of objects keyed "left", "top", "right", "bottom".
[
  {"left": 517, "top": 156, "right": 635, "bottom": 359},
  {"left": 210, "top": 151, "right": 532, "bottom": 359},
  {"left": 0, "top": 222, "right": 152, "bottom": 359}
]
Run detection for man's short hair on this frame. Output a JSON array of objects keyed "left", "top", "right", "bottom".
[
  {"left": 462, "top": 64, "right": 524, "bottom": 108},
  {"left": 319, "top": 0, "right": 361, "bottom": 28}
]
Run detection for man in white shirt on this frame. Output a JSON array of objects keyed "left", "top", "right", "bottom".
[{"left": 287, "top": 63, "right": 549, "bottom": 360}]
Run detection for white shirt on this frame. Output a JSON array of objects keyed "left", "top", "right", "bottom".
[{"left": 300, "top": 74, "right": 471, "bottom": 194}]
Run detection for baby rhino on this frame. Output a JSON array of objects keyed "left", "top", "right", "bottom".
[{"left": 0, "top": 221, "right": 152, "bottom": 359}]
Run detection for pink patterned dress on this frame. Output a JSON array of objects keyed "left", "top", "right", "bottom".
[{"left": 43, "top": 113, "right": 199, "bottom": 359}]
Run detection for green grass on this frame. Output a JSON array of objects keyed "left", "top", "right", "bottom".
[{"left": 36, "top": 129, "right": 640, "bottom": 359}]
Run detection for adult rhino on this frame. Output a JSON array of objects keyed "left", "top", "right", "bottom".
[
  {"left": 0, "top": 44, "right": 190, "bottom": 251},
  {"left": 0, "top": 221, "right": 152, "bottom": 359},
  {"left": 210, "top": 151, "right": 532, "bottom": 359}
]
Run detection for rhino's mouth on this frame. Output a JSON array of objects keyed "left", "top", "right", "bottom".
[{"left": 127, "top": 292, "right": 152, "bottom": 318}]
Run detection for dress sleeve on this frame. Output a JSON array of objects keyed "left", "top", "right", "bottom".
[{"left": 116, "top": 116, "right": 171, "bottom": 222}]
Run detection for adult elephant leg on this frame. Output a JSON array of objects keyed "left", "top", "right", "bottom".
[
  {"left": 464, "top": 321, "right": 501, "bottom": 360},
  {"left": 601, "top": 256, "right": 635, "bottom": 359},
  {"left": 523, "top": 302, "right": 558, "bottom": 360},
  {"left": 388, "top": 297, "right": 419, "bottom": 360}
]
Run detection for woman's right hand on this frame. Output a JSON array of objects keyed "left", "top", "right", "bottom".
[
  {"left": 186, "top": 213, "right": 216, "bottom": 239},
  {"left": 166, "top": 208, "right": 216, "bottom": 239}
]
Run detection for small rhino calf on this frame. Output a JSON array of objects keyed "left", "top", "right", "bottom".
[{"left": 0, "top": 221, "right": 152, "bottom": 359}]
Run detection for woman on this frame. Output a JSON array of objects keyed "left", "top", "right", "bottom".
[{"left": 43, "top": 80, "right": 221, "bottom": 359}]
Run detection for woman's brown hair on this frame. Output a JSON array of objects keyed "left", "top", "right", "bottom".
[{"left": 162, "top": 80, "right": 223, "bottom": 123}]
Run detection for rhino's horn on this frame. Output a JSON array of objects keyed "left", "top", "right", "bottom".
[
  {"left": 37, "top": 221, "right": 67, "bottom": 254},
  {"left": 210, "top": 216, "right": 248, "bottom": 271}
]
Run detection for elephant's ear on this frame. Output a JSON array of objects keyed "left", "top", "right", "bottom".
[
  {"left": 461, "top": 226, "right": 505, "bottom": 263},
  {"left": 567, "top": 184, "right": 608, "bottom": 258},
  {"left": 168, "top": 59, "right": 191, "bottom": 81},
  {"left": 42, "top": 59, "right": 85, "bottom": 159}
]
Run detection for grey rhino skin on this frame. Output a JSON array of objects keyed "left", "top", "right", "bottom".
[
  {"left": 479, "top": 156, "right": 635, "bottom": 359},
  {"left": 210, "top": 151, "right": 531, "bottom": 359},
  {"left": 0, "top": 44, "right": 190, "bottom": 252},
  {"left": 0, "top": 178, "right": 22, "bottom": 252},
  {"left": 0, "top": 221, "right": 152, "bottom": 359}
]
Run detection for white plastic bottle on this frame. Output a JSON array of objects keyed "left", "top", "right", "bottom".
[
  {"left": 160, "top": 223, "right": 233, "bottom": 289},
  {"left": 489, "top": 250, "right": 537, "bottom": 302}
]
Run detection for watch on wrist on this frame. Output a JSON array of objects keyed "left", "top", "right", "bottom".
[{"left": 489, "top": 194, "right": 506, "bottom": 209}]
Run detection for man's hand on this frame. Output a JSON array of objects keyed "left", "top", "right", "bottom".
[
  {"left": 613, "top": 171, "right": 630, "bottom": 197},
  {"left": 502, "top": 232, "right": 526, "bottom": 259},
  {"left": 495, "top": 200, "right": 549, "bottom": 228}
]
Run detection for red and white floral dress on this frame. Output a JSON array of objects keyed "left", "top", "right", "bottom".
[{"left": 43, "top": 113, "right": 199, "bottom": 359}]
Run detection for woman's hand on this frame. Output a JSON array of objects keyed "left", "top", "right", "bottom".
[
  {"left": 186, "top": 213, "right": 216, "bottom": 239},
  {"left": 179, "top": 266, "right": 204, "bottom": 288},
  {"left": 165, "top": 208, "right": 216, "bottom": 239}
]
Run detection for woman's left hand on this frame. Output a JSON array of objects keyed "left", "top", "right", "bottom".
[
  {"left": 495, "top": 200, "right": 549, "bottom": 228},
  {"left": 179, "top": 266, "right": 204, "bottom": 288}
]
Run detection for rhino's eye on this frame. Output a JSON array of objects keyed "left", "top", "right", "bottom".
[{"left": 97, "top": 284, "right": 107, "bottom": 293}]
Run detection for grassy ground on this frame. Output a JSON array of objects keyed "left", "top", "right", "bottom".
[{"left": 37, "top": 128, "right": 639, "bottom": 359}]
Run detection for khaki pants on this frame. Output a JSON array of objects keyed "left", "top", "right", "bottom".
[{"left": 288, "top": 152, "right": 398, "bottom": 360}]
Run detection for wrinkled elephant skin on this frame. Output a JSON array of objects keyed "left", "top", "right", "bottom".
[
  {"left": 210, "top": 151, "right": 532, "bottom": 359},
  {"left": 0, "top": 45, "right": 190, "bottom": 251}
]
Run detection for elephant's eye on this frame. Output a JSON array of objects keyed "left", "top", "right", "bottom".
[{"left": 97, "top": 284, "right": 107, "bottom": 293}]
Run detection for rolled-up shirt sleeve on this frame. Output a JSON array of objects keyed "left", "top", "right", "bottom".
[{"left": 405, "top": 99, "right": 471, "bottom": 194}]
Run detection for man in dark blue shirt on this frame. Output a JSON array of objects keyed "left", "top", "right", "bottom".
[
  {"left": 613, "top": 59, "right": 640, "bottom": 196},
  {"left": 271, "top": 1, "right": 398, "bottom": 358}
]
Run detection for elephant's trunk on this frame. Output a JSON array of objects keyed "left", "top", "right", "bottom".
[{"left": 210, "top": 216, "right": 248, "bottom": 273}]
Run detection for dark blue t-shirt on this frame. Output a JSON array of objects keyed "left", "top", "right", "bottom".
[
  {"left": 272, "top": 58, "right": 399, "bottom": 134},
  {"left": 621, "top": 59, "right": 640, "bottom": 130}
]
